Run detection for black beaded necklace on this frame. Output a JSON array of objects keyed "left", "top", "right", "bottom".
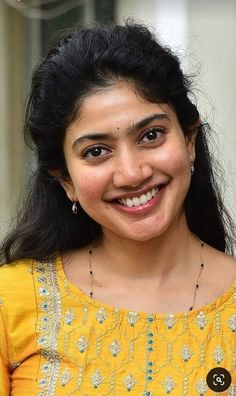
[{"left": 88, "top": 241, "right": 204, "bottom": 312}]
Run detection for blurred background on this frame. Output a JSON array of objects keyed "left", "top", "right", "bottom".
[{"left": 0, "top": 0, "right": 236, "bottom": 240}]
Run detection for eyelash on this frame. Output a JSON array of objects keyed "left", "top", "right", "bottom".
[
  {"left": 81, "top": 127, "right": 165, "bottom": 160},
  {"left": 140, "top": 127, "right": 164, "bottom": 144}
]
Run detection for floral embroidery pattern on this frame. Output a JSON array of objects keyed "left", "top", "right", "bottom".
[
  {"left": 37, "top": 335, "right": 48, "bottom": 347},
  {"left": 64, "top": 308, "right": 75, "bottom": 325},
  {"left": 16, "top": 258, "right": 234, "bottom": 395},
  {"left": 39, "top": 287, "right": 50, "bottom": 297},
  {"left": 36, "top": 261, "right": 62, "bottom": 396},
  {"left": 127, "top": 311, "right": 139, "bottom": 327},
  {"left": 109, "top": 340, "right": 121, "bottom": 356},
  {"left": 39, "top": 316, "right": 50, "bottom": 332},
  {"left": 196, "top": 312, "right": 208, "bottom": 330},
  {"left": 180, "top": 345, "right": 193, "bottom": 362},
  {"left": 96, "top": 307, "right": 107, "bottom": 323},
  {"left": 212, "top": 346, "right": 224, "bottom": 364},
  {"left": 196, "top": 379, "right": 208, "bottom": 395},
  {"left": 60, "top": 368, "right": 71, "bottom": 386},
  {"left": 228, "top": 315, "right": 236, "bottom": 332},
  {"left": 90, "top": 369, "right": 103, "bottom": 388},
  {"left": 77, "top": 336, "right": 89, "bottom": 353},
  {"left": 41, "top": 363, "right": 51, "bottom": 374},
  {"left": 227, "top": 384, "right": 236, "bottom": 395},
  {"left": 165, "top": 313, "right": 176, "bottom": 329},
  {"left": 124, "top": 374, "right": 136, "bottom": 391},
  {"left": 38, "top": 377, "right": 48, "bottom": 388},
  {"left": 162, "top": 376, "right": 175, "bottom": 393}
]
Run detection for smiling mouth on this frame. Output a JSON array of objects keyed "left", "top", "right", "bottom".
[{"left": 115, "top": 186, "right": 160, "bottom": 208}]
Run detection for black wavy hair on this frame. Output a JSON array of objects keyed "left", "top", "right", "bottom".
[{"left": 1, "top": 21, "right": 235, "bottom": 263}]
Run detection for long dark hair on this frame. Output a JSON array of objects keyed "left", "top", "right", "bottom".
[{"left": 1, "top": 21, "right": 235, "bottom": 263}]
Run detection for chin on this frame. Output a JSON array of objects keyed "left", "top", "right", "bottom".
[{"left": 112, "top": 221, "right": 170, "bottom": 242}]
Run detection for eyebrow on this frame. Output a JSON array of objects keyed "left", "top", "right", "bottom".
[{"left": 72, "top": 113, "right": 169, "bottom": 149}]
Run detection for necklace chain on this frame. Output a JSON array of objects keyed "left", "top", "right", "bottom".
[{"left": 88, "top": 241, "right": 204, "bottom": 312}]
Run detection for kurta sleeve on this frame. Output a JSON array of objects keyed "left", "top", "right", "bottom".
[{"left": 0, "top": 304, "right": 10, "bottom": 395}]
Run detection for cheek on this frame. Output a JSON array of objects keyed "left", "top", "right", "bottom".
[
  {"left": 70, "top": 169, "right": 108, "bottom": 201},
  {"left": 170, "top": 154, "right": 189, "bottom": 175},
  {"left": 154, "top": 144, "right": 189, "bottom": 175}
]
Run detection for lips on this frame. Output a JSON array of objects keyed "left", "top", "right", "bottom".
[{"left": 117, "top": 187, "right": 159, "bottom": 207}]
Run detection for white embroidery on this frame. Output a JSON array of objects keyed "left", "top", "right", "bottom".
[
  {"left": 127, "top": 311, "right": 139, "bottom": 327},
  {"left": 64, "top": 309, "right": 75, "bottom": 325},
  {"left": 165, "top": 313, "right": 176, "bottom": 329},
  {"left": 228, "top": 315, "right": 236, "bottom": 332},
  {"left": 96, "top": 307, "right": 107, "bottom": 323},
  {"left": 196, "top": 379, "right": 208, "bottom": 395},
  {"left": 36, "top": 261, "right": 62, "bottom": 395},
  {"left": 90, "top": 369, "right": 103, "bottom": 388},
  {"left": 212, "top": 346, "right": 224, "bottom": 364},
  {"left": 162, "top": 376, "right": 175, "bottom": 393},
  {"left": 77, "top": 335, "right": 89, "bottom": 353},
  {"left": 109, "top": 340, "right": 121, "bottom": 356},
  {"left": 38, "top": 377, "right": 48, "bottom": 388},
  {"left": 39, "top": 287, "right": 50, "bottom": 297},
  {"left": 61, "top": 368, "right": 71, "bottom": 386},
  {"left": 124, "top": 374, "right": 136, "bottom": 391},
  {"left": 41, "top": 363, "right": 51, "bottom": 373},
  {"left": 227, "top": 384, "right": 236, "bottom": 396},
  {"left": 196, "top": 311, "right": 208, "bottom": 330},
  {"left": 180, "top": 345, "right": 193, "bottom": 362}
]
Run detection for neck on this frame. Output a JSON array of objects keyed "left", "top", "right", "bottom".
[{"left": 95, "top": 217, "right": 200, "bottom": 283}]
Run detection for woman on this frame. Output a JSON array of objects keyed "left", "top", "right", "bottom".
[{"left": 0, "top": 22, "right": 235, "bottom": 395}]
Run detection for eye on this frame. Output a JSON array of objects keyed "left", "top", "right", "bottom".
[
  {"left": 139, "top": 127, "right": 164, "bottom": 144},
  {"left": 82, "top": 145, "right": 111, "bottom": 160}
]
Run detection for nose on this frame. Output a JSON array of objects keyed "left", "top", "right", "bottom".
[{"left": 112, "top": 152, "right": 153, "bottom": 188}]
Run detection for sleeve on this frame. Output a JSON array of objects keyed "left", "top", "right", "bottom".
[{"left": 0, "top": 304, "right": 10, "bottom": 395}]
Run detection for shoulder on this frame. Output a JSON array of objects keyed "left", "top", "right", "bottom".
[
  {"left": 0, "top": 259, "right": 33, "bottom": 286},
  {"left": 206, "top": 246, "right": 236, "bottom": 272},
  {"left": 203, "top": 245, "right": 236, "bottom": 297},
  {"left": 0, "top": 259, "right": 36, "bottom": 307}
]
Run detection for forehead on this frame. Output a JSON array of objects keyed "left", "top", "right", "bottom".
[
  {"left": 79, "top": 82, "right": 162, "bottom": 120},
  {"left": 66, "top": 81, "right": 178, "bottom": 139}
]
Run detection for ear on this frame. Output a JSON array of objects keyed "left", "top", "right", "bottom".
[
  {"left": 185, "top": 129, "right": 197, "bottom": 162},
  {"left": 49, "top": 170, "right": 77, "bottom": 203}
]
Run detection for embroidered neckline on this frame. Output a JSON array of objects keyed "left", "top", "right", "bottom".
[{"left": 56, "top": 255, "right": 236, "bottom": 320}]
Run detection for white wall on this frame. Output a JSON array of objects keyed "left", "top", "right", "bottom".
[
  {"left": 0, "top": 2, "right": 41, "bottom": 239},
  {"left": 116, "top": 0, "right": 236, "bottom": 219},
  {"left": 188, "top": 0, "right": 236, "bottom": 218},
  {"left": 0, "top": 2, "right": 26, "bottom": 237},
  {"left": 0, "top": 3, "right": 10, "bottom": 225}
]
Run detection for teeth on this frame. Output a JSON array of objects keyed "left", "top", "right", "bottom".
[
  {"left": 147, "top": 191, "right": 152, "bottom": 200},
  {"left": 140, "top": 194, "right": 148, "bottom": 204},
  {"left": 132, "top": 197, "right": 140, "bottom": 207},
  {"left": 126, "top": 198, "right": 133, "bottom": 208},
  {"left": 119, "top": 186, "right": 159, "bottom": 207}
]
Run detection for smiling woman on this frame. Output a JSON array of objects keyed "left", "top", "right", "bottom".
[
  {"left": 0, "top": 21, "right": 236, "bottom": 396},
  {"left": 62, "top": 86, "right": 194, "bottom": 242}
]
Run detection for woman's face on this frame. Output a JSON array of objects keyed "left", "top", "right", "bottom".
[{"left": 62, "top": 82, "right": 196, "bottom": 242}]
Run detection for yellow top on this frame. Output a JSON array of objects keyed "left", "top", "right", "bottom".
[{"left": 0, "top": 257, "right": 235, "bottom": 396}]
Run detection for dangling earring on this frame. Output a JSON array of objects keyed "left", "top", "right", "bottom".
[
  {"left": 190, "top": 161, "right": 195, "bottom": 176},
  {"left": 72, "top": 202, "right": 78, "bottom": 215}
]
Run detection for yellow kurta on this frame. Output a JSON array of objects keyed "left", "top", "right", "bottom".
[{"left": 0, "top": 257, "right": 235, "bottom": 396}]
